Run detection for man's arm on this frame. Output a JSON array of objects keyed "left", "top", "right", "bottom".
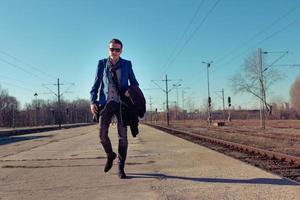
[
  {"left": 90, "top": 60, "right": 104, "bottom": 103},
  {"left": 90, "top": 60, "right": 104, "bottom": 114}
]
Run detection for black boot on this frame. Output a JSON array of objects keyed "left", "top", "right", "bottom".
[
  {"left": 118, "top": 163, "right": 126, "bottom": 179},
  {"left": 104, "top": 152, "right": 117, "bottom": 172},
  {"left": 118, "top": 145, "right": 127, "bottom": 179}
]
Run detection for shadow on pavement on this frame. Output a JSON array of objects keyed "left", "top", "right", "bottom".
[
  {"left": 127, "top": 173, "right": 299, "bottom": 186},
  {"left": 0, "top": 135, "right": 51, "bottom": 146}
]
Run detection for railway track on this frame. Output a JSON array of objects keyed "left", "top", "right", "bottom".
[
  {"left": 167, "top": 125, "right": 300, "bottom": 157},
  {"left": 218, "top": 126, "right": 300, "bottom": 142},
  {"left": 144, "top": 123, "right": 300, "bottom": 183},
  {"left": 171, "top": 124, "right": 300, "bottom": 142}
]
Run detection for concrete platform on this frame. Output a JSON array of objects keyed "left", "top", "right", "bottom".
[{"left": 0, "top": 124, "right": 299, "bottom": 200}]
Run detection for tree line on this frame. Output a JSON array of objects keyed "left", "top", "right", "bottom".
[
  {"left": 144, "top": 100, "right": 299, "bottom": 123},
  {"left": 0, "top": 85, "right": 92, "bottom": 128}
]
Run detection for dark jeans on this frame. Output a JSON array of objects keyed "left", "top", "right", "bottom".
[{"left": 99, "top": 101, "right": 128, "bottom": 164}]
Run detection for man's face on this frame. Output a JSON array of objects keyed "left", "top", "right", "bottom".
[{"left": 108, "top": 42, "right": 122, "bottom": 60}]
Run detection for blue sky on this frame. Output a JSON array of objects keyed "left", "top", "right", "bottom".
[{"left": 0, "top": 0, "right": 299, "bottom": 111}]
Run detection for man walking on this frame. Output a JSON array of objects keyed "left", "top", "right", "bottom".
[{"left": 90, "top": 39, "right": 139, "bottom": 179}]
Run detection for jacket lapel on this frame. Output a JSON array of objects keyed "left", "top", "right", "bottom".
[{"left": 119, "top": 58, "right": 125, "bottom": 93}]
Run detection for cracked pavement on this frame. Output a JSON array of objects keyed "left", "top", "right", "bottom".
[{"left": 0, "top": 124, "right": 299, "bottom": 200}]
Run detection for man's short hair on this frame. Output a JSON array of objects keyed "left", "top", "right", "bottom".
[{"left": 109, "top": 38, "right": 123, "bottom": 49}]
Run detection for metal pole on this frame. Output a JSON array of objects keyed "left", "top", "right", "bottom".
[
  {"left": 206, "top": 63, "right": 212, "bottom": 125},
  {"left": 258, "top": 48, "right": 265, "bottom": 129},
  {"left": 155, "top": 108, "right": 158, "bottom": 124},
  {"left": 163, "top": 102, "right": 166, "bottom": 122},
  {"left": 172, "top": 83, "right": 181, "bottom": 120},
  {"left": 165, "top": 74, "right": 170, "bottom": 126},
  {"left": 149, "top": 96, "right": 152, "bottom": 123},
  {"left": 222, "top": 88, "right": 225, "bottom": 121},
  {"left": 34, "top": 93, "right": 38, "bottom": 126},
  {"left": 182, "top": 90, "right": 185, "bottom": 121},
  {"left": 176, "top": 86, "right": 178, "bottom": 120},
  {"left": 57, "top": 78, "right": 61, "bottom": 129}
]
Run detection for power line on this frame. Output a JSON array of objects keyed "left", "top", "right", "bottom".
[
  {"left": 0, "top": 74, "right": 35, "bottom": 86},
  {"left": 161, "top": 0, "right": 221, "bottom": 75},
  {"left": 0, "top": 57, "right": 53, "bottom": 84},
  {"left": 214, "top": 3, "right": 300, "bottom": 64},
  {"left": 0, "top": 49, "right": 58, "bottom": 80},
  {"left": 0, "top": 80, "right": 37, "bottom": 93},
  {"left": 0, "top": 50, "right": 72, "bottom": 86},
  {"left": 213, "top": 17, "right": 300, "bottom": 74},
  {"left": 42, "top": 78, "right": 74, "bottom": 128},
  {"left": 263, "top": 51, "right": 289, "bottom": 72},
  {"left": 0, "top": 79, "right": 52, "bottom": 101},
  {"left": 151, "top": 75, "right": 174, "bottom": 125},
  {"left": 60, "top": 83, "right": 75, "bottom": 96},
  {"left": 160, "top": 0, "right": 205, "bottom": 74}
]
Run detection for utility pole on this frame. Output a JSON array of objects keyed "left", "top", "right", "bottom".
[
  {"left": 165, "top": 75, "right": 170, "bottom": 126},
  {"left": 258, "top": 49, "right": 289, "bottom": 128},
  {"left": 173, "top": 83, "right": 181, "bottom": 120},
  {"left": 34, "top": 93, "right": 38, "bottom": 126},
  {"left": 56, "top": 78, "right": 62, "bottom": 129},
  {"left": 149, "top": 96, "right": 153, "bottom": 123},
  {"left": 151, "top": 75, "right": 174, "bottom": 126},
  {"left": 43, "top": 78, "right": 74, "bottom": 129},
  {"left": 258, "top": 48, "right": 265, "bottom": 129},
  {"left": 202, "top": 61, "right": 213, "bottom": 125},
  {"left": 262, "top": 51, "right": 289, "bottom": 115},
  {"left": 180, "top": 88, "right": 190, "bottom": 121},
  {"left": 214, "top": 88, "right": 226, "bottom": 121},
  {"left": 155, "top": 108, "right": 158, "bottom": 124},
  {"left": 182, "top": 90, "right": 185, "bottom": 121},
  {"left": 162, "top": 102, "right": 166, "bottom": 122},
  {"left": 222, "top": 88, "right": 225, "bottom": 121}
]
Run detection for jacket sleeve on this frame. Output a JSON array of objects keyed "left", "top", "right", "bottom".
[
  {"left": 128, "top": 61, "right": 139, "bottom": 86},
  {"left": 90, "top": 60, "right": 104, "bottom": 104}
]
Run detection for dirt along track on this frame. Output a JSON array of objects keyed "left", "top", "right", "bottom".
[
  {"left": 144, "top": 120, "right": 300, "bottom": 183},
  {"left": 154, "top": 120, "right": 300, "bottom": 157}
]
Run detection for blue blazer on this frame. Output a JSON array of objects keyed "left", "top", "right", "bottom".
[{"left": 90, "top": 58, "right": 139, "bottom": 106}]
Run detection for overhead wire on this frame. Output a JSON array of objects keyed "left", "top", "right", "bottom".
[
  {"left": 214, "top": 3, "right": 300, "bottom": 65},
  {"left": 160, "top": 0, "right": 205, "bottom": 76},
  {"left": 0, "top": 80, "right": 36, "bottom": 93},
  {"left": 0, "top": 54, "right": 75, "bottom": 102},
  {"left": 0, "top": 74, "right": 36, "bottom": 86},
  {"left": 0, "top": 50, "right": 73, "bottom": 89},
  {"left": 0, "top": 49, "right": 58, "bottom": 81},
  {"left": 212, "top": 4, "right": 300, "bottom": 74},
  {"left": 0, "top": 77, "right": 45, "bottom": 99},
  {"left": 213, "top": 17, "right": 300, "bottom": 74},
  {"left": 162, "top": 0, "right": 221, "bottom": 75},
  {"left": 0, "top": 57, "right": 53, "bottom": 84}
]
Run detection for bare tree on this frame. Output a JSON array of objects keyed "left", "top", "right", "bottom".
[
  {"left": 290, "top": 76, "right": 300, "bottom": 113},
  {"left": 1, "top": 84, "right": 92, "bottom": 127},
  {"left": 230, "top": 51, "right": 283, "bottom": 114}
]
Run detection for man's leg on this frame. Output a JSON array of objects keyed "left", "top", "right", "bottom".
[
  {"left": 99, "top": 102, "right": 117, "bottom": 172},
  {"left": 116, "top": 108, "right": 128, "bottom": 179}
]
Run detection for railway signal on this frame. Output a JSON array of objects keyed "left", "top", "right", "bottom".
[
  {"left": 208, "top": 97, "right": 211, "bottom": 107},
  {"left": 228, "top": 96, "right": 231, "bottom": 122}
]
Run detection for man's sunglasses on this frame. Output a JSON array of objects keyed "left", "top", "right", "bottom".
[{"left": 109, "top": 48, "right": 121, "bottom": 52}]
